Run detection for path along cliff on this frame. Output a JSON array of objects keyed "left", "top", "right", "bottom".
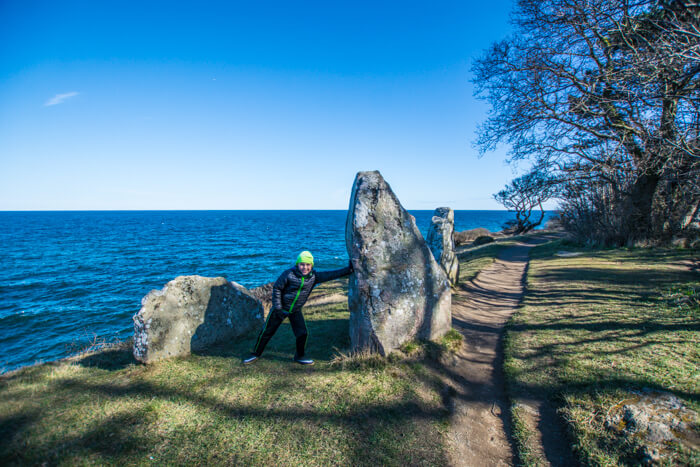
[{"left": 443, "top": 236, "right": 573, "bottom": 467}]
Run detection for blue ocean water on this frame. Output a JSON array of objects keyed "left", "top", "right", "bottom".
[{"left": 0, "top": 210, "right": 556, "bottom": 372}]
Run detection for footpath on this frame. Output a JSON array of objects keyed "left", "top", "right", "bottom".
[{"left": 444, "top": 237, "right": 572, "bottom": 467}]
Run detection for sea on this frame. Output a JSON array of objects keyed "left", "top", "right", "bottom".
[{"left": 0, "top": 210, "right": 556, "bottom": 372}]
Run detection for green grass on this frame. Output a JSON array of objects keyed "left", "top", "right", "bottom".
[
  {"left": 509, "top": 403, "right": 540, "bottom": 467},
  {"left": 0, "top": 279, "right": 462, "bottom": 466},
  {"left": 456, "top": 239, "right": 518, "bottom": 283},
  {"left": 504, "top": 241, "right": 700, "bottom": 466}
]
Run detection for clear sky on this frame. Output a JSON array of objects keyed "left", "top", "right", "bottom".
[{"left": 0, "top": 0, "right": 527, "bottom": 210}]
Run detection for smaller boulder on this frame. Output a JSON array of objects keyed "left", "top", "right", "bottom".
[
  {"left": 604, "top": 390, "right": 699, "bottom": 463},
  {"left": 133, "top": 276, "right": 263, "bottom": 363}
]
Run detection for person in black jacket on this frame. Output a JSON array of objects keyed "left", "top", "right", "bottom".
[{"left": 243, "top": 250, "right": 352, "bottom": 365}]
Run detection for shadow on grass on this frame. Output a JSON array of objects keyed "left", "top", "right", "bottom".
[
  {"left": 75, "top": 348, "right": 138, "bottom": 371},
  {"left": 194, "top": 316, "right": 352, "bottom": 363},
  {"left": 45, "top": 353, "right": 451, "bottom": 465},
  {"left": 0, "top": 410, "right": 41, "bottom": 464},
  {"left": 504, "top": 307, "right": 700, "bottom": 404},
  {"left": 510, "top": 318, "right": 700, "bottom": 335},
  {"left": 534, "top": 266, "right": 698, "bottom": 287},
  {"left": 502, "top": 321, "right": 700, "bottom": 464},
  {"left": 522, "top": 287, "right": 656, "bottom": 309},
  {"left": 1, "top": 406, "right": 156, "bottom": 464}
]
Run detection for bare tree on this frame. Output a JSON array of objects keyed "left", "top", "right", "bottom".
[
  {"left": 494, "top": 168, "right": 557, "bottom": 234},
  {"left": 475, "top": 0, "right": 700, "bottom": 244}
]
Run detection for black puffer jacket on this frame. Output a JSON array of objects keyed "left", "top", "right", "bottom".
[{"left": 272, "top": 265, "right": 351, "bottom": 313}]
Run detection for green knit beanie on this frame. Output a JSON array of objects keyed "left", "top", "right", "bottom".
[{"left": 296, "top": 250, "right": 314, "bottom": 266}]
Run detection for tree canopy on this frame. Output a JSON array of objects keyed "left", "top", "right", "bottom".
[
  {"left": 494, "top": 168, "right": 556, "bottom": 234},
  {"left": 476, "top": 0, "right": 699, "bottom": 244}
]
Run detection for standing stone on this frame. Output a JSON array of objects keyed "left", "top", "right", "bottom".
[
  {"left": 133, "top": 276, "right": 263, "bottom": 363},
  {"left": 345, "top": 171, "right": 452, "bottom": 356},
  {"left": 427, "top": 207, "right": 460, "bottom": 286}
]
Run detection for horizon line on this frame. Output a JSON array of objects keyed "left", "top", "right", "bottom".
[{"left": 0, "top": 208, "right": 530, "bottom": 212}]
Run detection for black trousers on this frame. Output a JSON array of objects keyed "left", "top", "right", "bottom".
[{"left": 252, "top": 309, "right": 308, "bottom": 358}]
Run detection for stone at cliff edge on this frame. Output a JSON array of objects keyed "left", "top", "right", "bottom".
[
  {"left": 345, "top": 171, "right": 452, "bottom": 356},
  {"left": 427, "top": 207, "right": 460, "bottom": 286},
  {"left": 133, "top": 276, "right": 263, "bottom": 364}
]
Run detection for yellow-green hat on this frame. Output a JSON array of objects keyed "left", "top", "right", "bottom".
[{"left": 296, "top": 250, "right": 314, "bottom": 265}]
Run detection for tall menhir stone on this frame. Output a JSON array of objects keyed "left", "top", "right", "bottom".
[
  {"left": 427, "top": 207, "right": 460, "bottom": 286},
  {"left": 345, "top": 171, "right": 452, "bottom": 356}
]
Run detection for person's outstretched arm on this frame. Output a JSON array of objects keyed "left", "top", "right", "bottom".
[{"left": 314, "top": 262, "right": 353, "bottom": 284}]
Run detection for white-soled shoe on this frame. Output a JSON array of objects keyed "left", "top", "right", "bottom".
[
  {"left": 294, "top": 357, "right": 314, "bottom": 365},
  {"left": 243, "top": 355, "right": 259, "bottom": 365}
]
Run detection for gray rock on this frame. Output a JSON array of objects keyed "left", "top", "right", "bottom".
[
  {"left": 345, "top": 171, "right": 452, "bottom": 356},
  {"left": 427, "top": 207, "right": 459, "bottom": 286},
  {"left": 605, "top": 390, "right": 700, "bottom": 463},
  {"left": 133, "top": 276, "right": 263, "bottom": 363},
  {"left": 646, "top": 421, "right": 674, "bottom": 443},
  {"left": 623, "top": 405, "right": 650, "bottom": 433}
]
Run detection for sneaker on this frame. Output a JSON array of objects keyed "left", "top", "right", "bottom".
[
  {"left": 293, "top": 357, "right": 314, "bottom": 365},
  {"left": 243, "top": 354, "right": 259, "bottom": 365}
]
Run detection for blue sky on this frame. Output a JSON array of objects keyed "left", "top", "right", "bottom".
[{"left": 0, "top": 0, "right": 526, "bottom": 210}]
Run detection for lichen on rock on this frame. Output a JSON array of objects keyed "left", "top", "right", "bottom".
[{"left": 604, "top": 390, "right": 700, "bottom": 464}]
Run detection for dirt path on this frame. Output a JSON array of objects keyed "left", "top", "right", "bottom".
[{"left": 444, "top": 237, "right": 567, "bottom": 467}]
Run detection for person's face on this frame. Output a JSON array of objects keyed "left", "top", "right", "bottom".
[{"left": 297, "top": 262, "right": 312, "bottom": 275}]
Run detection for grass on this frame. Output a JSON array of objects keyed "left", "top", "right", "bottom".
[
  {"left": 456, "top": 238, "right": 519, "bottom": 283},
  {"left": 509, "top": 402, "right": 540, "bottom": 466},
  {"left": 0, "top": 277, "right": 472, "bottom": 466},
  {"left": 504, "top": 240, "right": 700, "bottom": 465}
]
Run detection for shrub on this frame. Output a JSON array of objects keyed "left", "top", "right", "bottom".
[{"left": 473, "top": 235, "right": 495, "bottom": 246}]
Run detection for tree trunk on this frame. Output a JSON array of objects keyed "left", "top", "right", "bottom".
[{"left": 627, "top": 171, "right": 661, "bottom": 241}]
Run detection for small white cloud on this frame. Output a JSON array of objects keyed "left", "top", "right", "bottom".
[{"left": 44, "top": 91, "right": 79, "bottom": 107}]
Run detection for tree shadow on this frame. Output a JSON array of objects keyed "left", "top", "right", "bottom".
[
  {"left": 536, "top": 266, "right": 698, "bottom": 287},
  {"left": 510, "top": 319, "right": 700, "bottom": 334},
  {"left": 75, "top": 347, "right": 137, "bottom": 371},
  {"left": 0, "top": 409, "right": 40, "bottom": 461},
  {"left": 2, "top": 406, "right": 156, "bottom": 464},
  {"left": 190, "top": 312, "right": 352, "bottom": 365},
  {"left": 40, "top": 350, "right": 451, "bottom": 465}
]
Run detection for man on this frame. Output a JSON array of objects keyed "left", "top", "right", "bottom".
[{"left": 244, "top": 250, "right": 352, "bottom": 365}]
